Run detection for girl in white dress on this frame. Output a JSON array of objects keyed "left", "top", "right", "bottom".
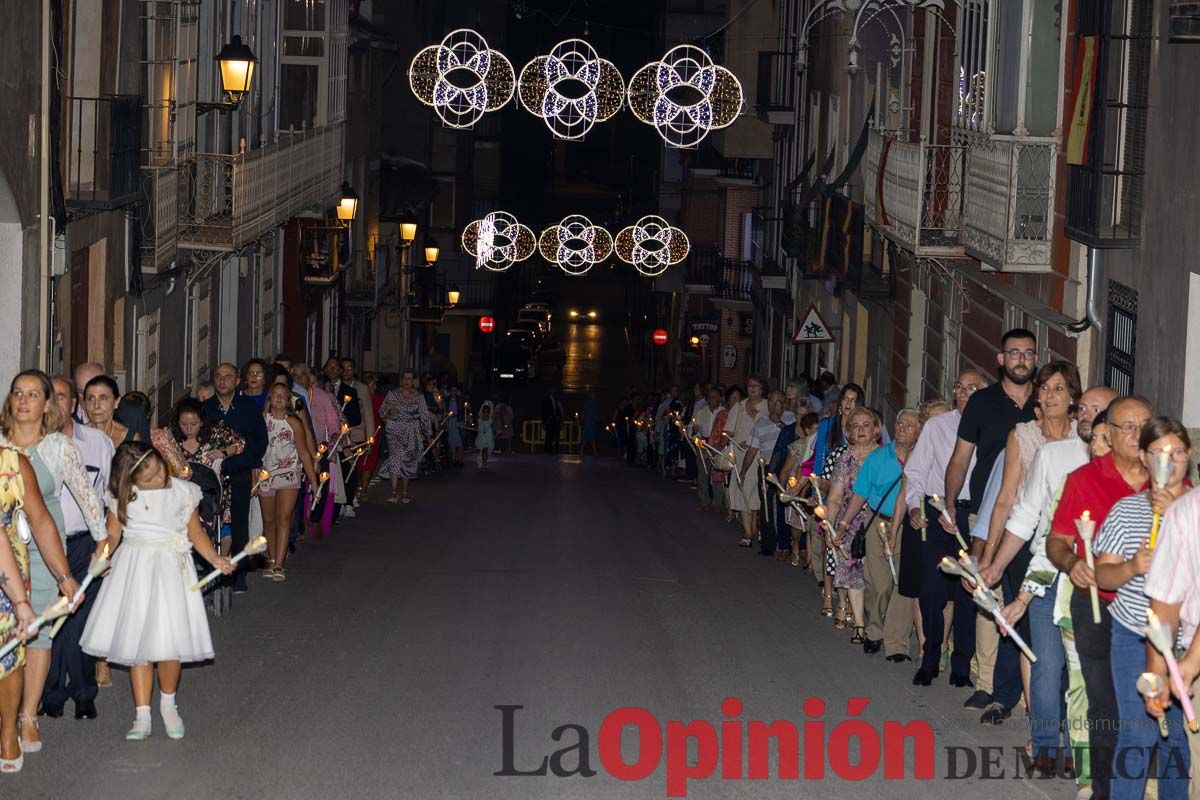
[
  {"left": 81, "top": 442, "right": 233, "bottom": 741},
  {"left": 475, "top": 402, "right": 494, "bottom": 468}
]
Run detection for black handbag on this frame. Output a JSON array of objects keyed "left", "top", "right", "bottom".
[{"left": 849, "top": 473, "right": 903, "bottom": 560}]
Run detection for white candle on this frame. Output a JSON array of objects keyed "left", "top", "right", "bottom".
[
  {"left": 0, "top": 596, "right": 70, "bottom": 660},
  {"left": 191, "top": 535, "right": 268, "bottom": 592},
  {"left": 1076, "top": 511, "right": 1101, "bottom": 624}
]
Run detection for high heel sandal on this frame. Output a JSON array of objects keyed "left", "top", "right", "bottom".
[
  {"left": 17, "top": 715, "right": 40, "bottom": 754},
  {"left": 833, "top": 602, "right": 850, "bottom": 629},
  {"left": 820, "top": 591, "right": 833, "bottom": 617},
  {"left": 851, "top": 626, "right": 866, "bottom": 645},
  {"left": 0, "top": 750, "right": 22, "bottom": 773}
]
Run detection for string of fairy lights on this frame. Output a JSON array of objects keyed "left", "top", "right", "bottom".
[{"left": 409, "top": 29, "right": 733, "bottom": 277}]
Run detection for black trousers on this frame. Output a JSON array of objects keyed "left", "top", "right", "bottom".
[
  {"left": 42, "top": 533, "right": 100, "bottom": 706},
  {"left": 917, "top": 501, "right": 977, "bottom": 678},
  {"left": 1072, "top": 589, "right": 1116, "bottom": 800},
  {"left": 228, "top": 469, "right": 252, "bottom": 575},
  {"left": 759, "top": 491, "right": 791, "bottom": 554}
]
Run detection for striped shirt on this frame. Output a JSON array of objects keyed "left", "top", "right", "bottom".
[
  {"left": 1094, "top": 493, "right": 1155, "bottom": 635},
  {"left": 1145, "top": 487, "right": 1200, "bottom": 647}
]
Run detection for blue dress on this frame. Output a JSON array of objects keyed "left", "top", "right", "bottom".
[{"left": 446, "top": 398, "right": 463, "bottom": 448}]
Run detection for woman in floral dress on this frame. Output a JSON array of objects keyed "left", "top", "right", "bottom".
[
  {"left": 259, "top": 385, "right": 318, "bottom": 580},
  {"left": 822, "top": 407, "right": 880, "bottom": 643},
  {"left": 380, "top": 369, "right": 433, "bottom": 505}
]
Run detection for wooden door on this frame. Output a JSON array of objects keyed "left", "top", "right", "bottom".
[{"left": 69, "top": 249, "right": 89, "bottom": 370}]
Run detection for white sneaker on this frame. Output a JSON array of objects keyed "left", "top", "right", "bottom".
[{"left": 342, "top": 506, "right": 356, "bottom": 518}]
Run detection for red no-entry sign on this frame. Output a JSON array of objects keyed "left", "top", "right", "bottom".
[
  {"left": 479, "top": 316, "right": 495, "bottom": 333},
  {"left": 652, "top": 329, "right": 669, "bottom": 346}
]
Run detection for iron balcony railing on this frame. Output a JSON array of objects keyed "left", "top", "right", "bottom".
[
  {"left": 717, "top": 258, "right": 754, "bottom": 302},
  {"left": 65, "top": 95, "right": 143, "bottom": 211},
  {"left": 177, "top": 123, "right": 344, "bottom": 252},
  {"left": 684, "top": 247, "right": 722, "bottom": 287},
  {"left": 139, "top": 165, "right": 179, "bottom": 272},
  {"left": 862, "top": 130, "right": 967, "bottom": 257},
  {"left": 962, "top": 135, "right": 1057, "bottom": 272}
]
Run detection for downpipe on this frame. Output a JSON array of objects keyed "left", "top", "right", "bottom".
[{"left": 1066, "top": 247, "right": 1102, "bottom": 335}]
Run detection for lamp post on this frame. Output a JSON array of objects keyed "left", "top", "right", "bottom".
[
  {"left": 424, "top": 238, "right": 441, "bottom": 267},
  {"left": 336, "top": 182, "right": 359, "bottom": 225},
  {"left": 447, "top": 284, "right": 461, "bottom": 308},
  {"left": 197, "top": 35, "right": 258, "bottom": 115},
  {"left": 399, "top": 213, "right": 418, "bottom": 248}
]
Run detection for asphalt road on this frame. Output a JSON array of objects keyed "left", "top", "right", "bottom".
[{"left": 14, "top": 456, "right": 1073, "bottom": 800}]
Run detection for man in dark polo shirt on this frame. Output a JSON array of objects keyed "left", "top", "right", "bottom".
[
  {"left": 202, "top": 362, "right": 268, "bottom": 593},
  {"left": 943, "top": 328, "right": 1038, "bottom": 724}
]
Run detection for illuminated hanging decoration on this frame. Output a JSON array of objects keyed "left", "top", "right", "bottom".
[
  {"left": 614, "top": 215, "right": 690, "bottom": 277},
  {"left": 517, "top": 39, "right": 625, "bottom": 140},
  {"left": 462, "top": 211, "right": 537, "bottom": 272},
  {"left": 538, "top": 215, "right": 613, "bottom": 276},
  {"left": 408, "top": 29, "right": 515, "bottom": 129},
  {"left": 627, "top": 45, "right": 743, "bottom": 148}
]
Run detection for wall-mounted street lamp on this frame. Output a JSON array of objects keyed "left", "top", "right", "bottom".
[
  {"left": 336, "top": 182, "right": 359, "bottom": 224},
  {"left": 424, "top": 239, "right": 441, "bottom": 266},
  {"left": 447, "top": 284, "right": 461, "bottom": 307},
  {"left": 400, "top": 213, "right": 418, "bottom": 247},
  {"left": 198, "top": 35, "right": 258, "bottom": 115}
]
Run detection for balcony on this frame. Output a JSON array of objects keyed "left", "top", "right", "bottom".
[
  {"left": 716, "top": 259, "right": 754, "bottom": 303},
  {"left": 716, "top": 158, "right": 761, "bottom": 184},
  {"left": 65, "top": 95, "right": 143, "bottom": 212},
  {"left": 962, "top": 135, "right": 1057, "bottom": 272},
  {"left": 178, "top": 124, "right": 344, "bottom": 252},
  {"left": 139, "top": 165, "right": 179, "bottom": 272},
  {"left": 863, "top": 130, "right": 967, "bottom": 257},
  {"left": 755, "top": 51, "right": 794, "bottom": 125},
  {"left": 684, "top": 247, "right": 721, "bottom": 289},
  {"left": 449, "top": 278, "right": 496, "bottom": 310}
]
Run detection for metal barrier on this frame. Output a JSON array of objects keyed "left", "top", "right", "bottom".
[{"left": 520, "top": 419, "right": 582, "bottom": 453}]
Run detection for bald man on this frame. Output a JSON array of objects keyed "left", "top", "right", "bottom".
[{"left": 72, "top": 362, "right": 105, "bottom": 423}]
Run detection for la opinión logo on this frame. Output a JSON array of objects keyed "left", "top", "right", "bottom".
[{"left": 495, "top": 697, "right": 936, "bottom": 797}]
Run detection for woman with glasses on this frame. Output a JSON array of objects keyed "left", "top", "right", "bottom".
[
  {"left": 240, "top": 359, "right": 269, "bottom": 412},
  {"left": 824, "top": 407, "right": 881, "bottom": 642},
  {"left": 1093, "top": 418, "right": 1192, "bottom": 800}
]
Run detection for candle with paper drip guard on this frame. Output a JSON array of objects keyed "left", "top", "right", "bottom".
[
  {"left": 1136, "top": 672, "right": 1172, "bottom": 739},
  {"left": 49, "top": 542, "right": 111, "bottom": 638},
  {"left": 309, "top": 470, "right": 330, "bottom": 512},
  {"left": 878, "top": 520, "right": 896, "bottom": 582},
  {"left": 1144, "top": 609, "right": 1200, "bottom": 732},
  {"left": 191, "top": 535, "right": 267, "bottom": 592},
  {"left": 250, "top": 468, "right": 272, "bottom": 496},
  {"left": 812, "top": 504, "right": 841, "bottom": 564},
  {"left": 938, "top": 555, "right": 1037, "bottom": 662},
  {"left": 692, "top": 437, "right": 710, "bottom": 475},
  {"left": 340, "top": 394, "right": 352, "bottom": 412},
  {"left": 1076, "top": 511, "right": 1102, "bottom": 624},
  {"left": 1149, "top": 446, "right": 1174, "bottom": 549},
  {"left": 0, "top": 597, "right": 70, "bottom": 661},
  {"left": 421, "top": 427, "right": 446, "bottom": 459},
  {"left": 758, "top": 458, "right": 769, "bottom": 523},
  {"left": 928, "top": 494, "right": 968, "bottom": 551}
]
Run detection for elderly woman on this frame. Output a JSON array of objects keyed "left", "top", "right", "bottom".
[
  {"left": 726, "top": 376, "right": 768, "bottom": 547},
  {"left": 83, "top": 376, "right": 139, "bottom": 449},
  {"left": 823, "top": 407, "right": 881, "bottom": 642},
  {"left": 380, "top": 369, "right": 434, "bottom": 505}
]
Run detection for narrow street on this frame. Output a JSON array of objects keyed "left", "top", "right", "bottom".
[{"left": 19, "top": 455, "right": 1066, "bottom": 800}]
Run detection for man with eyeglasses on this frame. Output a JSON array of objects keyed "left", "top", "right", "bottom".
[
  {"left": 1045, "top": 395, "right": 1151, "bottom": 800},
  {"left": 940, "top": 329, "right": 1039, "bottom": 715},
  {"left": 905, "top": 368, "right": 988, "bottom": 684}
]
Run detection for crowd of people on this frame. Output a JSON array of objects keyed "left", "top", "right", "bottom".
[
  {"left": 0, "top": 354, "right": 516, "bottom": 770},
  {"left": 611, "top": 330, "right": 1200, "bottom": 800}
]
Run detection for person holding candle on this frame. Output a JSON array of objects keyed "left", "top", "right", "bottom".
[
  {"left": 297, "top": 366, "right": 346, "bottom": 535},
  {"left": 339, "top": 358, "right": 374, "bottom": 510},
  {"left": 40, "top": 376, "right": 114, "bottom": 722},
  {"left": 201, "top": 363, "right": 267, "bottom": 593},
  {"left": 1092, "top": 417, "right": 1191, "bottom": 800},
  {"left": 356, "top": 373, "right": 385, "bottom": 489},
  {"left": 0, "top": 370, "right": 98, "bottom": 753},
  {"left": 727, "top": 377, "right": 767, "bottom": 547},
  {"left": 380, "top": 369, "right": 434, "bottom": 505},
  {"left": 259, "top": 384, "right": 319, "bottom": 581},
  {"left": 906, "top": 369, "right": 989, "bottom": 688},
  {"left": 81, "top": 442, "right": 233, "bottom": 740},
  {"left": 0, "top": 442, "right": 60, "bottom": 773},
  {"left": 475, "top": 402, "right": 495, "bottom": 468},
  {"left": 825, "top": 407, "right": 881, "bottom": 641},
  {"left": 836, "top": 408, "right": 920, "bottom": 657},
  {"left": 690, "top": 387, "right": 723, "bottom": 512},
  {"left": 709, "top": 386, "right": 741, "bottom": 525},
  {"left": 1046, "top": 396, "right": 1151, "bottom": 800}
]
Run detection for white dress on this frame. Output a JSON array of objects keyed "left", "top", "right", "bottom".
[{"left": 81, "top": 479, "right": 214, "bottom": 666}]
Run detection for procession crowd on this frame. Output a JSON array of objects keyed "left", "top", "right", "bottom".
[
  {"left": 0, "top": 353, "right": 508, "bottom": 771},
  {"left": 613, "top": 329, "right": 1200, "bottom": 800}
]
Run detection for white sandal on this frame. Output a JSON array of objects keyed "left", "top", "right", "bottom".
[
  {"left": 17, "top": 715, "right": 40, "bottom": 754},
  {"left": 0, "top": 752, "right": 22, "bottom": 774}
]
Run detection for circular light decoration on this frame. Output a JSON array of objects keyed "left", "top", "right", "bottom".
[
  {"left": 408, "top": 29, "right": 515, "bottom": 129},
  {"left": 627, "top": 45, "right": 743, "bottom": 148},
  {"left": 462, "top": 211, "right": 536, "bottom": 272},
  {"left": 538, "top": 215, "right": 613, "bottom": 276},
  {"left": 517, "top": 39, "right": 625, "bottom": 140},
  {"left": 614, "top": 215, "right": 690, "bottom": 277}
]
